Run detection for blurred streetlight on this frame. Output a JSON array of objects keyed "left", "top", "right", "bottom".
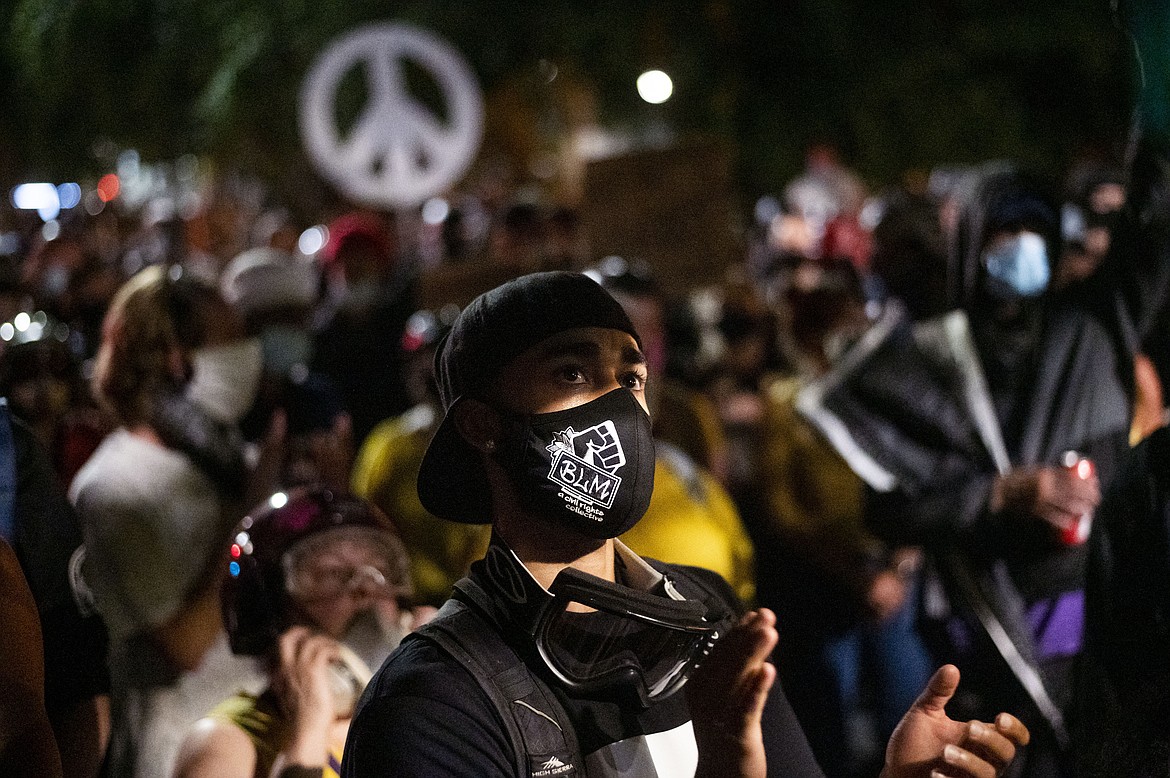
[{"left": 637, "top": 69, "right": 673, "bottom": 104}]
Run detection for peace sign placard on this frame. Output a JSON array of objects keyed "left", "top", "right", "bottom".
[{"left": 300, "top": 24, "right": 484, "bottom": 209}]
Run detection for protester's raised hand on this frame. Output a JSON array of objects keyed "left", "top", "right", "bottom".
[
  {"left": 882, "top": 664, "right": 1029, "bottom": 778},
  {"left": 272, "top": 626, "right": 341, "bottom": 731},
  {"left": 687, "top": 609, "right": 777, "bottom": 778},
  {"left": 269, "top": 626, "right": 342, "bottom": 769}
]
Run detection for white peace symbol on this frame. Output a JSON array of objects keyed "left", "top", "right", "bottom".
[{"left": 300, "top": 24, "right": 484, "bottom": 209}]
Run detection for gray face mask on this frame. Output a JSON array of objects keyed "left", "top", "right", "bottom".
[
  {"left": 342, "top": 606, "right": 409, "bottom": 676},
  {"left": 982, "top": 231, "right": 1050, "bottom": 299},
  {"left": 260, "top": 325, "right": 314, "bottom": 376},
  {"left": 40, "top": 264, "right": 70, "bottom": 299}
]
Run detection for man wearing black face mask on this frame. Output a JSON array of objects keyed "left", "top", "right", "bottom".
[{"left": 342, "top": 271, "right": 1028, "bottom": 778}]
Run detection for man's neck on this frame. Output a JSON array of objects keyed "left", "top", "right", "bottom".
[{"left": 495, "top": 515, "right": 616, "bottom": 590}]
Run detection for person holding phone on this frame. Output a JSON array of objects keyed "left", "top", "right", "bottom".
[{"left": 172, "top": 487, "right": 429, "bottom": 778}]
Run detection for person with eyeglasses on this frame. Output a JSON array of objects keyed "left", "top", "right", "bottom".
[
  {"left": 172, "top": 487, "right": 430, "bottom": 778},
  {"left": 341, "top": 271, "right": 1030, "bottom": 778}
]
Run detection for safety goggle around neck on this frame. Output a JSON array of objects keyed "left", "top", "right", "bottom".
[{"left": 532, "top": 566, "right": 729, "bottom": 708}]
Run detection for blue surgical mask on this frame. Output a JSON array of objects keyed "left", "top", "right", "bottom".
[{"left": 982, "top": 231, "right": 1050, "bottom": 299}]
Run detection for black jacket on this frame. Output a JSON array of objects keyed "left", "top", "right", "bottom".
[{"left": 797, "top": 137, "right": 1170, "bottom": 754}]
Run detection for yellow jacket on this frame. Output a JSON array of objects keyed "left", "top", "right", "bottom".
[
  {"left": 621, "top": 442, "right": 756, "bottom": 606},
  {"left": 351, "top": 404, "right": 490, "bottom": 607}
]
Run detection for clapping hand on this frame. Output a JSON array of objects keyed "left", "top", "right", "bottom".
[{"left": 687, "top": 609, "right": 778, "bottom": 778}]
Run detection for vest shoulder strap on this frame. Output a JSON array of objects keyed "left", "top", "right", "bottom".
[{"left": 412, "top": 578, "right": 585, "bottom": 778}]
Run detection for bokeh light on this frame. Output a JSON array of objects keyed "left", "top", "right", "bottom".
[
  {"left": 57, "top": 182, "right": 82, "bottom": 209},
  {"left": 297, "top": 225, "right": 328, "bottom": 256},
  {"left": 421, "top": 197, "right": 450, "bottom": 225},
  {"left": 637, "top": 70, "right": 673, "bottom": 104},
  {"left": 97, "top": 173, "right": 120, "bottom": 202}
]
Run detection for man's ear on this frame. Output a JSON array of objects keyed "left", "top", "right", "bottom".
[{"left": 451, "top": 399, "right": 504, "bottom": 454}]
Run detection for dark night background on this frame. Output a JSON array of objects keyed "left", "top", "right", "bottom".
[{"left": 0, "top": 0, "right": 1135, "bottom": 214}]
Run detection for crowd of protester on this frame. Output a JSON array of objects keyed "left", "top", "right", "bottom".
[{"left": 0, "top": 117, "right": 1167, "bottom": 777}]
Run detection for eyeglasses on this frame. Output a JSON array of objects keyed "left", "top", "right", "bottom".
[{"left": 287, "top": 562, "right": 399, "bottom": 600}]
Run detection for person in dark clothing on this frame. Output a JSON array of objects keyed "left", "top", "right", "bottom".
[
  {"left": 796, "top": 34, "right": 1170, "bottom": 778},
  {"left": 892, "top": 168, "right": 1111, "bottom": 776},
  {"left": 1078, "top": 424, "right": 1170, "bottom": 777},
  {"left": 1076, "top": 5, "right": 1170, "bottom": 773},
  {"left": 0, "top": 536, "right": 63, "bottom": 778},
  {"left": 342, "top": 271, "right": 1029, "bottom": 778},
  {"left": 313, "top": 211, "right": 416, "bottom": 444},
  {"left": 4, "top": 406, "right": 110, "bottom": 778}
]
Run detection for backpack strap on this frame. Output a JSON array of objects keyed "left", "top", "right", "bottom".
[{"left": 413, "top": 578, "right": 585, "bottom": 778}]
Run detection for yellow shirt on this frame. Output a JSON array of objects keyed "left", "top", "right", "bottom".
[
  {"left": 351, "top": 404, "right": 490, "bottom": 606},
  {"left": 756, "top": 376, "right": 881, "bottom": 596},
  {"left": 621, "top": 444, "right": 756, "bottom": 605},
  {"left": 208, "top": 691, "right": 344, "bottom": 778}
]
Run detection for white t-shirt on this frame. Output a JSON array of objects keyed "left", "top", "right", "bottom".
[
  {"left": 70, "top": 428, "right": 222, "bottom": 642},
  {"left": 70, "top": 429, "right": 264, "bottom": 777}
]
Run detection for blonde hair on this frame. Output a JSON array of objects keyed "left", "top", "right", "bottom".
[{"left": 92, "top": 266, "right": 217, "bottom": 425}]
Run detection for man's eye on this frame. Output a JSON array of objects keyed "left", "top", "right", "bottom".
[
  {"left": 622, "top": 372, "right": 646, "bottom": 390},
  {"left": 558, "top": 367, "right": 586, "bottom": 383}
]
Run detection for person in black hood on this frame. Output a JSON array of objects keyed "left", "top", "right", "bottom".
[
  {"left": 956, "top": 171, "right": 1063, "bottom": 418},
  {"left": 796, "top": 65, "right": 1170, "bottom": 778}
]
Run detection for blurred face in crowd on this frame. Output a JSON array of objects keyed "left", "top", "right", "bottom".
[
  {"left": 338, "top": 236, "right": 392, "bottom": 284},
  {"left": 196, "top": 292, "right": 247, "bottom": 351},
  {"left": 1058, "top": 181, "right": 1126, "bottom": 288},
  {"left": 284, "top": 527, "right": 409, "bottom": 638},
  {"left": 3, "top": 341, "right": 75, "bottom": 430},
  {"left": 607, "top": 291, "right": 666, "bottom": 380}
]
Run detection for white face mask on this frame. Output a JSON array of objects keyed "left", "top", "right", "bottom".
[
  {"left": 185, "top": 338, "right": 263, "bottom": 424},
  {"left": 342, "top": 605, "right": 410, "bottom": 675}
]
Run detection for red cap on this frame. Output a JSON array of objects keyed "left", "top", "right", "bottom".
[{"left": 322, "top": 212, "right": 395, "bottom": 271}]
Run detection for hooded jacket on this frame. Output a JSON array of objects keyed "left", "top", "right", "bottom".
[{"left": 797, "top": 136, "right": 1170, "bottom": 753}]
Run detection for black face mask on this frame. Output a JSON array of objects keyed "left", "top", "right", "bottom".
[{"left": 493, "top": 388, "right": 655, "bottom": 539}]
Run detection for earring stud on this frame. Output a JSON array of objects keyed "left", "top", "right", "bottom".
[{"left": 484, "top": 440, "right": 496, "bottom": 452}]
